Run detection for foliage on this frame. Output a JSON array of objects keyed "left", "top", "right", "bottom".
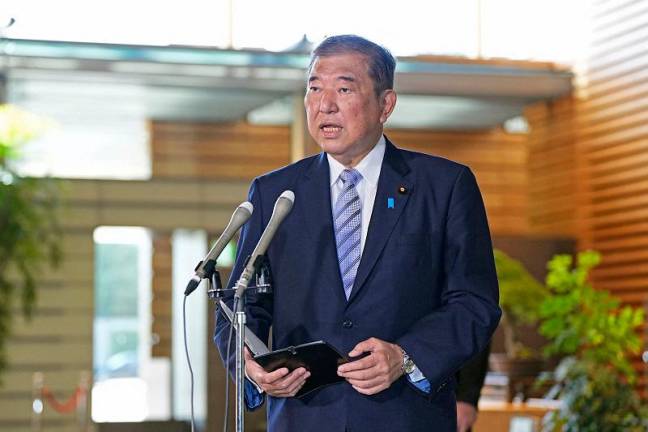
[
  {"left": 538, "top": 251, "right": 647, "bottom": 431},
  {"left": 0, "top": 104, "right": 61, "bottom": 381},
  {"left": 494, "top": 249, "right": 548, "bottom": 358},
  {"left": 542, "top": 358, "right": 646, "bottom": 432},
  {"left": 539, "top": 251, "right": 643, "bottom": 380}
]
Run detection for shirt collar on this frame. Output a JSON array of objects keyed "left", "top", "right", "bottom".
[{"left": 327, "top": 135, "right": 386, "bottom": 188}]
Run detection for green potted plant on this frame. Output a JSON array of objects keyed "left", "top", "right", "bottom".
[
  {"left": 0, "top": 104, "right": 62, "bottom": 382},
  {"left": 489, "top": 249, "right": 550, "bottom": 400},
  {"left": 538, "top": 250, "right": 647, "bottom": 431}
]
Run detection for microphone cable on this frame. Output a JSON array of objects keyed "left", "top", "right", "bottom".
[{"left": 182, "top": 295, "right": 196, "bottom": 432}]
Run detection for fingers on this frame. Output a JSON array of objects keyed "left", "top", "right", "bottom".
[
  {"left": 244, "top": 349, "right": 310, "bottom": 397},
  {"left": 263, "top": 368, "right": 310, "bottom": 397},
  {"left": 270, "top": 369, "right": 310, "bottom": 397},
  {"left": 338, "top": 337, "right": 404, "bottom": 395},
  {"left": 347, "top": 337, "right": 378, "bottom": 357},
  {"left": 347, "top": 361, "right": 401, "bottom": 395},
  {"left": 337, "top": 354, "right": 376, "bottom": 374}
]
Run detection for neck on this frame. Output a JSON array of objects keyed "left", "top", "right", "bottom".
[{"left": 331, "top": 132, "right": 383, "bottom": 168}]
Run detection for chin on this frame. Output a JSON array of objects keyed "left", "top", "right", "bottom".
[{"left": 316, "top": 140, "right": 337, "bottom": 151}]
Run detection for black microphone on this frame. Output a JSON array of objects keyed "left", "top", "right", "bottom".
[
  {"left": 184, "top": 201, "right": 254, "bottom": 296},
  {"left": 234, "top": 190, "right": 294, "bottom": 299}
]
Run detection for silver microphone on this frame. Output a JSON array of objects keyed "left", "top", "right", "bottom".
[
  {"left": 234, "top": 190, "right": 295, "bottom": 299},
  {"left": 184, "top": 201, "right": 253, "bottom": 296}
]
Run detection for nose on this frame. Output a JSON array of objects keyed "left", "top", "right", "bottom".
[{"left": 318, "top": 89, "right": 338, "bottom": 114}]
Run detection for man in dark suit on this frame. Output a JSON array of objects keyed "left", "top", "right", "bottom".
[
  {"left": 215, "top": 34, "right": 500, "bottom": 432},
  {"left": 456, "top": 345, "right": 491, "bottom": 432}
]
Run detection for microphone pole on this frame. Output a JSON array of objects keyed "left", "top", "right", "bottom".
[{"left": 233, "top": 190, "right": 294, "bottom": 432}]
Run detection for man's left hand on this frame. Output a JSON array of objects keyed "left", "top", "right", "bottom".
[
  {"left": 337, "top": 337, "right": 403, "bottom": 395},
  {"left": 456, "top": 401, "right": 478, "bottom": 432}
]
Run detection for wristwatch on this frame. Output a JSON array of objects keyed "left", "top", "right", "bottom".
[{"left": 401, "top": 348, "right": 415, "bottom": 374}]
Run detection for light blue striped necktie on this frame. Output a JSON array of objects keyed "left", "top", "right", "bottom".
[{"left": 334, "top": 169, "right": 363, "bottom": 299}]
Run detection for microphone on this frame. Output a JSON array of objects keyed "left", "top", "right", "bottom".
[
  {"left": 234, "top": 190, "right": 294, "bottom": 299},
  {"left": 184, "top": 201, "right": 254, "bottom": 296}
]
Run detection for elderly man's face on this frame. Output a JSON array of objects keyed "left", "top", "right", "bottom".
[{"left": 304, "top": 53, "right": 396, "bottom": 167}]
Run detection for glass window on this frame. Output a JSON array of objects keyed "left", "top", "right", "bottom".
[{"left": 92, "top": 226, "right": 158, "bottom": 422}]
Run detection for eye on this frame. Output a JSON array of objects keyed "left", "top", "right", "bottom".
[
  {"left": 339, "top": 87, "right": 350, "bottom": 94},
  {"left": 308, "top": 85, "right": 320, "bottom": 92}
]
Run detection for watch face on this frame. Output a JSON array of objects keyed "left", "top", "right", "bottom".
[{"left": 404, "top": 360, "right": 415, "bottom": 374}]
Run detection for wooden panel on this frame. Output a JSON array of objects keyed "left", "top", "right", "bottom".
[
  {"left": 578, "top": 80, "right": 648, "bottom": 119},
  {"left": 525, "top": 1, "right": 648, "bottom": 395},
  {"left": 386, "top": 127, "right": 529, "bottom": 235},
  {"left": 36, "top": 286, "right": 94, "bottom": 310},
  {"left": 11, "top": 313, "right": 92, "bottom": 339},
  {"left": 524, "top": 97, "right": 578, "bottom": 237},
  {"left": 152, "top": 232, "right": 172, "bottom": 358},
  {"left": 580, "top": 0, "right": 648, "bottom": 393},
  {"left": 6, "top": 341, "right": 92, "bottom": 365},
  {"left": 151, "top": 121, "right": 291, "bottom": 180}
]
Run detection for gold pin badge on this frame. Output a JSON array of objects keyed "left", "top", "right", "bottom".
[{"left": 398, "top": 186, "right": 407, "bottom": 194}]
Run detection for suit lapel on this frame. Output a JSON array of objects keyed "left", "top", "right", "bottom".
[
  {"left": 347, "top": 139, "right": 412, "bottom": 305},
  {"left": 297, "top": 153, "right": 347, "bottom": 304}
]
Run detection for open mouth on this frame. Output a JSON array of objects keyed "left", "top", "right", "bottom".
[{"left": 320, "top": 123, "right": 343, "bottom": 134}]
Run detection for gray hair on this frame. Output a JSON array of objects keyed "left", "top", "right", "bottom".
[{"left": 308, "top": 34, "right": 396, "bottom": 96}]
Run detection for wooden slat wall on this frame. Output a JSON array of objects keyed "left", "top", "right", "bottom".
[
  {"left": 582, "top": 1, "right": 648, "bottom": 394},
  {"left": 153, "top": 121, "right": 530, "bottom": 236},
  {"left": 524, "top": 97, "right": 580, "bottom": 237},
  {"left": 523, "top": 0, "right": 648, "bottom": 396},
  {"left": 0, "top": 229, "right": 94, "bottom": 432},
  {"left": 388, "top": 128, "right": 529, "bottom": 235},
  {"left": 151, "top": 121, "right": 292, "bottom": 180},
  {"left": 582, "top": 0, "right": 648, "bottom": 314}
]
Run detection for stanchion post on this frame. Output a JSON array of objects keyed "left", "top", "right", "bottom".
[
  {"left": 31, "top": 372, "right": 44, "bottom": 432},
  {"left": 77, "top": 371, "right": 90, "bottom": 432}
]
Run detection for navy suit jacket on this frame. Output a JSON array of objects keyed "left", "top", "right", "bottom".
[{"left": 215, "top": 138, "right": 501, "bottom": 432}]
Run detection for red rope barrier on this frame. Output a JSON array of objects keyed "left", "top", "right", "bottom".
[{"left": 40, "top": 386, "right": 86, "bottom": 414}]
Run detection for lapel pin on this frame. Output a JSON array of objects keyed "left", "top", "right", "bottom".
[
  {"left": 387, "top": 197, "right": 395, "bottom": 209},
  {"left": 398, "top": 186, "right": 408, "bottom": 194}
]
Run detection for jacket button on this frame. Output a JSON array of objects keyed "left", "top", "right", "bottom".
[{"left": 342, "top": 320, "right": 353, "bottom": 329}]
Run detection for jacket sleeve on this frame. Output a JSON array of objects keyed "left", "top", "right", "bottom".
[{"left": 396, "top": 167, "right": 501, "bottom": 394}]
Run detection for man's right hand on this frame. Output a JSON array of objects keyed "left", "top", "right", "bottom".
[{"left": 244, "top": 348, "right": 310, "bottom": 397}]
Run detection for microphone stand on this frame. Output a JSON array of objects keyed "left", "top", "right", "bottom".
[
  {"left": 209, "top": 256, "right": 272, "bottom": 432},
  {"left": 234, "top": 299, "right": 246, "bottom": 432},
  {"left": 207, "top": 274, "right": 246, "bottom": 432}
]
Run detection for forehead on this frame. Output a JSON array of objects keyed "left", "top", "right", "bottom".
[{"left": 308, "top": 53, "right": 370, "bottom": 80}]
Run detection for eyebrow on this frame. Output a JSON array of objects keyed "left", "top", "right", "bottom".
[
  {"left": 307, "top": 75, "right": 356, "bottom": 83},
  {"left": 337, "top": 75, "right": 356, "bottom": 82}
]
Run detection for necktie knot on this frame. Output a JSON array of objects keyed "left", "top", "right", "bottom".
[{"left": 340, "top": 169, "right": 362, "bottom": 186}]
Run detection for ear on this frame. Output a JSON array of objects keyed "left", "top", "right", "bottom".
[{"left": 379, "top": 90, "right": 397, "bottom": 124}]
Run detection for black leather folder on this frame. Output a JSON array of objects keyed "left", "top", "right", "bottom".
[
  {"left": 253, "top": 340, "right": 350, "bottom": 397},
  {"left": 219, "top": 301, "right": 358, "bottom": 398}
]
